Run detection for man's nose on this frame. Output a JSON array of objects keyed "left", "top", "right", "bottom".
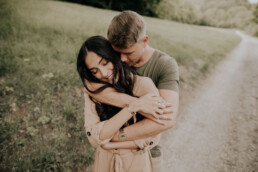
[{"left": 120, "top": 54, "right": 127, "bottom": 62}]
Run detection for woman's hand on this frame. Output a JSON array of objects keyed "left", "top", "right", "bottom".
[{"left": 129, "top": 93, "right": 173, "bottom": 124}]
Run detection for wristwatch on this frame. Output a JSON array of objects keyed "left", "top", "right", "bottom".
[{"left": 118, "top": 128, "right": 127, "bottom": 140}]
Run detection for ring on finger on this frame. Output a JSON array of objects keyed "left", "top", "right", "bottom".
[{"left": 153, "top": 113, "right": 159, "bottom": 119}]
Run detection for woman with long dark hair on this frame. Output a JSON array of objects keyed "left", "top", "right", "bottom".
[{"left": 77, "top": 36, "right": 169, "bottom": 172}]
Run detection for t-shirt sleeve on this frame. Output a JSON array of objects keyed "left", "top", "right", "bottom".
[{"left": 157, "top": 57, "right": 179, "bottom": 92}]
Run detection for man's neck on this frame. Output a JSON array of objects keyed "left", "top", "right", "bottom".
[{"left": 134, "top": 45, "right": 155, "bottom": 67}]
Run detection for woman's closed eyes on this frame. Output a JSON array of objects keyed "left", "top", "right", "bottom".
[{"left": 90, "top": 58, "right": 109, "bottom": 75}]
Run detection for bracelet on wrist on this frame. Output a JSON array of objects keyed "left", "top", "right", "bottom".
[{"left": 126, "top": 104, "right": 137, "bottom": 123}]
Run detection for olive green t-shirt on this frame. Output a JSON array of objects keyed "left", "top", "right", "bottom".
[{"left": 135, "top": 49, "right": 179, "bottom": 92}]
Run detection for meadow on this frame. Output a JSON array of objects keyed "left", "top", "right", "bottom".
[{"left": 0, "top": 0, "right": 241, "bottom": 171}]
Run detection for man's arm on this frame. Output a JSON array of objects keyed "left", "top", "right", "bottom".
[
  {"left": 112, "top": 89, "right": 178, "bottom": 141},
  {"left": 101, "top": 141, "right": 138, "bottom": 150},
  {"left": 85, "top": 78, "right": 172, "bottom": 124},
  {"left": 84, "top": 81, "right": 137, "bottom": 108},
  {"left": 86, "top": 75, "right": 178, "bottom": 141}
]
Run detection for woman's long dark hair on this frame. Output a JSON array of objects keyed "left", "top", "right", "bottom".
[{"left": 77, "top": 36, "right": 141, "bottom": 123}]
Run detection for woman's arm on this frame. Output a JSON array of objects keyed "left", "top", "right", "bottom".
[
  {"left": 102, "top": 134, "right": 161, "bottom": 150},
  {"left": 99, "top": 93, "right": 166, "bottom": 140},
  {"left": 84, "top": 76, "right": 168, "bottom": 147},
  {"left": 106, "top": 77, "right": 163, "bottom": 150},
  {"left": 111, "top": 76, "right": 172, "bottom": 141},
  {"left": 84, "top": 91, "right": 166, "bottom": 147},
  {"left": 84, "top": 93, "right": 135, "bottom": 145},
  {"left": 84, "top": 80, "right": 172, "bottom": 122}
]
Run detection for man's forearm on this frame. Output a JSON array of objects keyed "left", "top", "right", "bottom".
[
  {"left": 112, "top": 89, "right": 179, "bottom": 142},
  {"left": 84, "top": 87, "right": 137, "bottom": 108},
  {"left": 102, "top": 141, "right": 138, "bottom": 150},
  {"left": 112, "top": 117, "right": 175, "bottom": 141}
]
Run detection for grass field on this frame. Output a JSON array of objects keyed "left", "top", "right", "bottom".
[{"left": 0, "top": 0, "right": 241, "bottom": 171}]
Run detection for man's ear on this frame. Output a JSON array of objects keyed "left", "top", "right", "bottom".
[{"left": 142, "top": 35, "right": 148, "bottom": 47}]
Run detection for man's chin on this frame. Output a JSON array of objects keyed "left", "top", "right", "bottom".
[{"left": 127, "top": 62, "right": 136, "bottom": 67}]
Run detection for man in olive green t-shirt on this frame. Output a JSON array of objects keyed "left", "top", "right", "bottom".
[
  {"left": 134, "top": 49, "right": 179, "bottom": 170},
  {"left": 135, "top": 49, "right": 179, "bottom": 92},
  {"left": 84, "top": 11, "right": 179, "bottom": 171}
]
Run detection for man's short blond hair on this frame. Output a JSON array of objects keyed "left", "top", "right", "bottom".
[{"left": 107, "top": 10, "right": 146, "bottom": 49}]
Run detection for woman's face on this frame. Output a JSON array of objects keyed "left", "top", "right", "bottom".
[{"left": 85, "top": 51, "right": 114, "bottom": 84}]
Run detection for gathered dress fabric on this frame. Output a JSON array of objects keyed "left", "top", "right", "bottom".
[{"left": 84, "top": 76, "right": 161, "bottom": 172}]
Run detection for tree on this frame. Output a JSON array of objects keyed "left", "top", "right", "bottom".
[
  {"left": 59, "top": 0, "right": 162, "bottom": 17},
  {"left": 253, "top": 4, "right": 258, "bottom": 23}
]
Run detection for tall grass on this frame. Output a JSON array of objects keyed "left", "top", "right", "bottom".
[{"left": 0, "top": 0, "right": 240, "bottom": 171}]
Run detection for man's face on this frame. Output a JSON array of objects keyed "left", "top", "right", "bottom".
[{"left": 112, "top": 38, "right": 146, "bottom": 67}]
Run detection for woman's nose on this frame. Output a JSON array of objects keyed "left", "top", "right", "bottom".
[{"left": 99, "top": 67, "right": 108, "bottom": 78}]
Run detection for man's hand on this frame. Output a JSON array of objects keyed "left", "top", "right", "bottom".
[
  {"left": 129, "top": 93, "right": 173, "bottom": 124},
  {"left": 139, "top": 111, "right": 173, "bottom": 125},
  {"left": 158, "top": 89, "right": 179, "bottom": 128},
  {"left": 112, "top": 89, "right": 179, "bottom": 141},
  {"left": 101, "top": 143, "right": 114, "bottom": 150}
]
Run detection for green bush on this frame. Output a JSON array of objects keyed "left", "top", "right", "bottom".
[
  {"left": 253, "top": 4, "right": 258, "bottom": 23},
  {"left": 0, "top": 1, "right": 17, "bottom": 76},
  {"left": 156, "top": 0, "right": 258, "bottom": 37},
  {"left": 59, "top": 0, "right": 161, "bottom": 16}
]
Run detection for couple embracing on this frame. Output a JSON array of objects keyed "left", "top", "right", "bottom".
[{"left": 77, "top": 10, "right": 179, "bottom": 172}]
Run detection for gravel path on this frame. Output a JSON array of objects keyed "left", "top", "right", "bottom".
[{"left": 161, "top": 31, "right": 258, "bottom": 172}]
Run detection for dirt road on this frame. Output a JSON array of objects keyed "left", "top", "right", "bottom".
[{"left": 161, "top": 31, "right": 258, "bottom": 172}]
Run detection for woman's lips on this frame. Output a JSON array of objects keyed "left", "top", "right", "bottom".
[{"left": 107, "top": 74, "right": 113, "bottom": 81}]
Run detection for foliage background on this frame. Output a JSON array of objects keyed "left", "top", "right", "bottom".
[
  {"left": 60, "top": 0, "right": 258, "bottom": 37},
  {"left": 59, "top": 0, "right": 162, "bottom": 16},
  {"left": 156, "top": 0, "right": 258, "bottom": 37}
]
